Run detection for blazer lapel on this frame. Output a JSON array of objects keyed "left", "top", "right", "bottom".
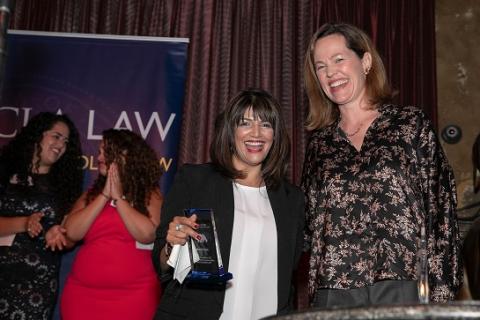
[
  {"left": 267, "top": 184, "right": 288, "bottom": 245},
  {"left": 212, "top": 175, "right": 234, "bottom": 271},
  {"left": 211, "top": 174, "right": 234, "bottom": 307}
]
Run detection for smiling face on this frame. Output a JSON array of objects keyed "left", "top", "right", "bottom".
[
  {"left": 36, "top": 121, "right": 70, "bottom": 173},
  {"left": 232, "top": 107, "right": 274, "bottom": 173},
  {"left": 313, "top": 34, "right": 372, "bottom": 108}
]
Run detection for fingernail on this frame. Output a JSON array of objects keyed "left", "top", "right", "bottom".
[
  {"left": 193, "top": 224, "right": 199, "bottom": 229},
  {"left": 196, "top": 235, "right": 202, "bottom": 241}
]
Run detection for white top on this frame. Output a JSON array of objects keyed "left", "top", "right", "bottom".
[{"left": 220, "top": 183, "right": 278, "bottom": 320}]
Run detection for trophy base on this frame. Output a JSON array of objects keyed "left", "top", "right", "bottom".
[{"left": 186, "top": 268, "right": 233, "bottom": 285}]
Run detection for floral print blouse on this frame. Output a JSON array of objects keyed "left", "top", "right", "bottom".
[{"left": 301, "top": 104, "right": 462, "bottom": 302}]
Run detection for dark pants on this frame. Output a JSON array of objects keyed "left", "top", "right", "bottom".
[{"left": 313, "top": 280, "right": 419, "bottom": 309}]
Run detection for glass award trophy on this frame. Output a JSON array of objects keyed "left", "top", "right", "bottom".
[
  {"left": 417, "top": 225, "right": 430, "bottom": 304},
  {"left": 184, "top": 208, "right": 233, "bottom": 285}
]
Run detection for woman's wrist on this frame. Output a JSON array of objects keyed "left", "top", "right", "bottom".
[
  {"left": 111, "top": 195, "right": 126, "bottom": 205},
  {"left": 22, "top": 216, "right": 29, "bottom": 232}
]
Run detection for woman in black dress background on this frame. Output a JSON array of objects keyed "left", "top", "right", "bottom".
[{"left": 0, "top": 112, "right": 83, "bottom": 320}]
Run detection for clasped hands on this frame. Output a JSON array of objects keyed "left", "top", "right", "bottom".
[
  {"left": 101, "top": 163, "right": 124, "bottom": 202},
  {"left": 25, "top": 212, "right": 68, "bottom": 251}
]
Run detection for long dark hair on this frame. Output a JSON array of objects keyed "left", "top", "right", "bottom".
[
  {"left": 86, "top": 129, "right": 161, "bottom": 216},
  {"left": 209, "top": 88, "right": 290, "bottom": 189},
  {"left": 473, "top": 133, "right": 480, "bottom": 193},
  {"left": 0, "top": 112, "right": 84, "bottom": 217}
]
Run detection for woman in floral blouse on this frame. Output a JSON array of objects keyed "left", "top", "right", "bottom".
[{"left": 301, "top": 22, "right": 461, "bottom": 308}]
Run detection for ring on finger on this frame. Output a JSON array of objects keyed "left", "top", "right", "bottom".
[{"left": 175, "top": 224, "right": 183, "bottom": 231}]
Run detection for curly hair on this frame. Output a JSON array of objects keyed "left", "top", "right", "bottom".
[
  {"left": 0, "top": 112, "right": 84, "bottom": 217},
  {"left": 86, "top": 129, "right": 162, "bottom": 216}
]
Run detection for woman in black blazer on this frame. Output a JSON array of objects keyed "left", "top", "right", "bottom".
[{"left": 152, "top": 88, "right": 305, "bottom": 320}]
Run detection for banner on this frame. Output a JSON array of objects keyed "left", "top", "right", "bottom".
[
  {"left": 0, "top": 31, "right": 189, "bottom": 320},
  {"left": 0, "top": 30, "right": 189, "bottom": 193}
]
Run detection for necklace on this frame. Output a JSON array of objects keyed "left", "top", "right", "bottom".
[
  {"left": 344, "top": 125, "right": 362, "bottom": 137},
  {"left": 339, "top": 120, "right": 363, "bottom": 137}
]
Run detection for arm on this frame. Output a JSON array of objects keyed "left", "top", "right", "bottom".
[
  {"left": 115, "top": 190, "right": 162, "bottom": 244},
  {"left": 152, "top": 165, "right": 201, "bottom": 277},
  {"left": 63, "top": 191, "right": 109, "bottom": 242},
  {"left": 0, "top": 216, "right": 28, "bottom": 236},
  {"left": 45, "top": 216, "right": 76, "bottom": 251},
  {"left": 0, "top": 212, "right": 44, "bottom": 237},
  {"left": 300, "top": 133, "right": 330, "bottom": 301},
  {"left": 415, "top": 111, "right": 462, "bottom": 302},
  {"left": 300, "top": 134, "right": 319, "bottom": 254},
  {"left": 293, "top": 191, "right": 306, "bottom": 268},
  {"left": 108, "top": 163, "right": 163, "bottom": 244}
]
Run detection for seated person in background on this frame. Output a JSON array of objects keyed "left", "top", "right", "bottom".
[
  {"left": 0, "top": 112, "right": 83, "bottom": 319},
  {"left": 61, "top": 129, "right": 162, "bottom": 320},
  {"left": 473, "top": 133, "right": 480, "bottom": 193},
  {"left": 152, "top": 88, "right": 305, "bottom": 320},
  {"left": 457, "top": 133, "right": 480, "bottom": 300},
  {"left": 459, "top": 217, "right": 480, "bottom": 300}
]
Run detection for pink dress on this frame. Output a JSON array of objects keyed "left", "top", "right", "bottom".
[{"left": 61, "top": 202, "right": 160, "bottom": 320}]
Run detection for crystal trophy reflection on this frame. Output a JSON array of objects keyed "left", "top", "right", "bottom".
[
  {"left": 417, "top": 225, "right": 430, "bottom": 304},
  {"left": 184, "top": 208, "right": 233, "bottom": 284}
]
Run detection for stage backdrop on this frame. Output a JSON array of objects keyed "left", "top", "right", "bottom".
[{"left": 0, "top": 30, "right": 189, "bottom": 194}]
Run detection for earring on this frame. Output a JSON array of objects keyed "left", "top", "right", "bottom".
[{"left": 364, "top": 68, "right": 370, "bottom": 75}]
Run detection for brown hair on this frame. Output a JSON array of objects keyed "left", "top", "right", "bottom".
[
  {"left": 304, "top": 22, "right": 393, "bottom": 130},
  {"left": 210, "top": 88, "right": 290, "bottom": 189},
  {"left": 0, "top": 112, "right": 83, "bottom": 218},
  {"left": 86, "top": 129, "right": 161, "bottom": 215}
]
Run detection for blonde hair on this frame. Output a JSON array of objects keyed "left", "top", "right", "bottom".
[{"left": 304, "top": 23, "right": 392, "bottom": 130}]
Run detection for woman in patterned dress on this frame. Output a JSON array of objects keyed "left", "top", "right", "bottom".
[
  {"left": 302, "top": 22, "right": 462, "bottom": 308},
  {"left": 0, "top": 112, "right": 83, "bottom": 319}
]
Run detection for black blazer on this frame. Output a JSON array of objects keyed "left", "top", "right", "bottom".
[{"left": 152, "top": 164, "right": 305, "bottom": 320}]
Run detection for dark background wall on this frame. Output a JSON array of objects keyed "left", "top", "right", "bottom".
[
  {"left": 6, "top": 0, "right": 438, "bottom": 189},
  {"left": 4, "top": 0, "right": 479, "bottom": 228},
  {"left": 436, "top": 0, "right": 480, "bottom": 231}
]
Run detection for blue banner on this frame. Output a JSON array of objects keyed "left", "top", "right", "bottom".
[
  {"left": 0, "top": 30, "right": 189, "bottom": 193},
  {"left": 0, "top": 32, "right": 188, "bottom": 319}
]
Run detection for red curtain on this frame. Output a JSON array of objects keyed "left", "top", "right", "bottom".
[{"left": 10, "top": 0, "right": 437, "bottom": 187}]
